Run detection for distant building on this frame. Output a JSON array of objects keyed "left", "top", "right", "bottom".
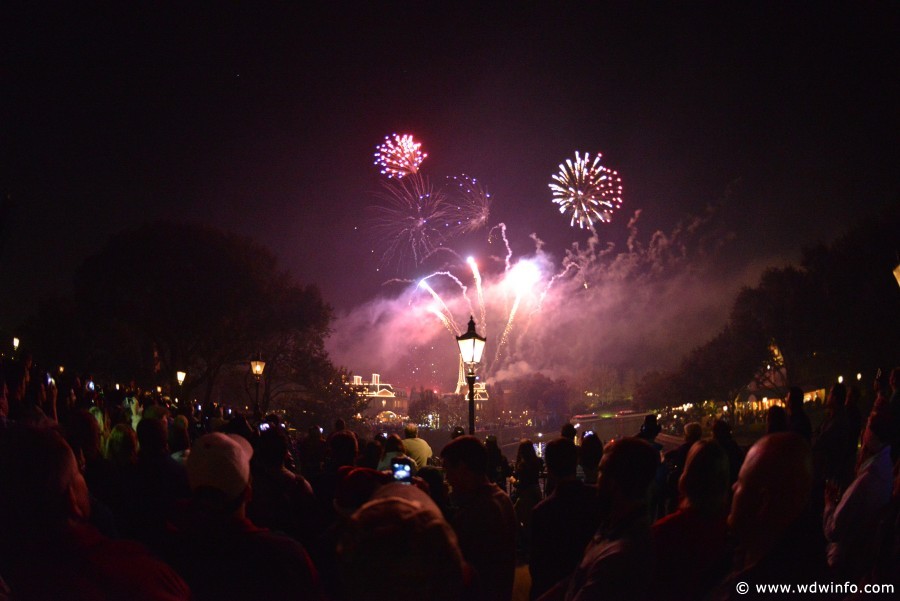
[
  {"left": 454, "top": 357, "right": 489, "bottom": 418},
  {"left": 351, "top": 373, "right": 408, "bottom": 418}
]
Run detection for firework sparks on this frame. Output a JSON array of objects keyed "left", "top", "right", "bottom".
[
  {"left": 489, "top": 223, "right": 513, "bottom": 272},
  {"left": 427, "top": 305, "right": 456, "bottom": 336},
  {"left": 549, "top": 151, "right": 623, "bottom": 230},
  {"left": 467, "top": 256, "right": 487, "bottom": 335},
  {"left": 374, "top": 133, "right": 427, "bottom": 179},
  {"left": 447, "top": 174, "right": 492, "bottom": 234},
  {"left": 371, "top": 174, "right": 455, "bottom": 271},
  {"left": 423, "top": 271, "right": 474, "bottom": 318},
  {"left": 496, "top": 260, "right": 541, "bottom": 361},
  {"left": 418, "top": 278, "right": 461, "bottom": 335}
]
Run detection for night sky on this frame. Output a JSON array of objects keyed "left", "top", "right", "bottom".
[{"left": 5, "top": 2, "right": 899, "bottom": 391}]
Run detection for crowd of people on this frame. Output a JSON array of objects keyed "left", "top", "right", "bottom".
[{"left": 1, "top": 355, "right": 899, "bottom": 600}]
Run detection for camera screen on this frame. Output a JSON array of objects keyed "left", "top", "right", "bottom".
[{"left": 392, "top": 462, "right": 412, "bottom": 483}]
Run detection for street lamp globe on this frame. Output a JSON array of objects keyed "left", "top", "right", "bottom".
[
  {"left": 456, "top": 316, "right": 486, "bottom": 435},
  {"left": 251, "top": 359, "right": 266, "bottom": 378},
  {"left": 176, "top": 371, "right": 186, "bottom": 386},
  {"left": 456, "top": 316, "right": 486, "bottom": 365}
]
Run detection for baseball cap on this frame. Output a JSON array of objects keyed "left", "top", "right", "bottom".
[{"left": 186, "top": 432, "right": 253, "bottom": 500}]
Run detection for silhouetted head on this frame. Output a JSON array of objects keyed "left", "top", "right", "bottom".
[
  {"left": 827, "top": 382, "right": 847, "bottom": 414},
  {"left": 679, "top": 440, "right": 729, "bottom": 515},
  {"left": 137, "top": 417, "right": 169, "bottom": 456},
  {"left": 728, "top": 433, "right": 812, "bottom": 553},
  {"left": 384, "top": 433, "right": 405, "bottom": 454},
  {"left": 766, "top": 405, "right": 788, "bottom": 434},
  {"left": 639, "top": 414, "right": 661, "bottom": 439},
  {"left": 339, "top": 484, "right": 465, "bottom": 601},
  {"left": 256, "top": 427, "right": 290, "bottom": 469},
  {"left": 684, "top": 422, "right": 702, "bottom": 444},
  {"left": 106, "top": 423, "right": 138, "bottom": 467},
  {"left": 0, "top": 426, "right": 92, "bottom": 534},
  {"left": 786, "top": 386, "right": 805, "bottom": 414},
  {"left": 328, "top": 430, "right": 359, "bottom": 467},
  {"left": 544, "top": 437, "right": 578, "bottom": 479},
  {"left": 712, "top": 419, "right": 732, "bottom": 440},
  {"left": 597, "top": 437, "right": 660, "bottom": 505},
  {"left": 516, "top": 439, "right": 538, "bottom": 463}
]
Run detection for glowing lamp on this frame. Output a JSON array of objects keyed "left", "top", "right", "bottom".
[
  {"left": 456, "top": 316, "right": 486, "bottom": 435},
  {"left": 250, "top": 354, "right": 266, "bottom": 420},
  {"left": 12, "top": 337, "right": 19, "bottom": 351},
  {"left": 837, "top": 375, "right": 844, "bottom": 384},
  {"left": 456, "top": 316, "right": 486, "bottom": 365},
  {"left": 176, "top": 371, "right": 186, "bottom": 385},
  {"left": 251, "top": 360, "right": 266, "bottom": 378}
]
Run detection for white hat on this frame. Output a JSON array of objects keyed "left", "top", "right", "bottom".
[{"left": 186, "top": 433, "right": 253, "bottom": 499}]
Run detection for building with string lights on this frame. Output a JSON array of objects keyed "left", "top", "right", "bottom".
[{"left": 350, "top": 373, "right": 408, "bottom": 420}]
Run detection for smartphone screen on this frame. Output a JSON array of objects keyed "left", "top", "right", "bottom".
[{"left": 392, "top": 461, "right": 412, "bottom": 484}]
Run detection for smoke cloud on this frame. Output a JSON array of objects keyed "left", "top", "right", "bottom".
[{"left": 326, "top": 207, "right": 767, "bottom": 392}]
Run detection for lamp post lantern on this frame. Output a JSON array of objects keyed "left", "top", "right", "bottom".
[
  {"left": 456, "top": 316, "right": 486, "bottom": 435},
  {"left": 176, "top": 371, "right": 186, "bottom": 406},
  {"left": 250, "top": 355, "right": 266, "bottom": 420}
]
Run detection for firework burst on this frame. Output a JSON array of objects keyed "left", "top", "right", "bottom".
[
  {"left": 371, "top": 174, "right": 457, "bottom": 270},
  {"left": 447, "top": 174, "right": 492, "bottom": 234},
  {"left": 374, "top": 133, "right": 427, "bottom": 179},
  {"left": 549, "top": 151, "right": 623, "bottom": 230}
]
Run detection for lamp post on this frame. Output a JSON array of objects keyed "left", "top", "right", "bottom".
[
  {"left": 250, "top": 355, "right": 266, "bottom": 420},
  {"left": 456, "top": 316, "right": 486, "bottom": 435}
]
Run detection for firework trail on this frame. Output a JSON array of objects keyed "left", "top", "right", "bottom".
[
  {"left": 467, "top": 256, "right": 487, "bottom": 335},
  {"left": 537, "top": 261, "right": 582, "bottom": 311},
  {"left": 427, "top": 305, "right": 456, "bottom": 336},
  {"left": 447, "top": 175, "right": 492, "bottom": 234},
  {"left": 374, "top": 133, "right": 427, "bottom": 179},
  {"left": 549, "top": 151, "right": 623, "bottom": 230},
  {"left": 418, "top": 278, "right": 461, "bottom": 335},
  {"left": 422, "top": 246, "right": 467, "bottom": 264},
  {"left": 424, "top": 270, "right": 474, "bottom": 319},
  {"left": 488, "top": 223, "right": 513, "bottom": 272},
  {"left": 495, "top": 261, "right": 541, "bottom": 362},
  {"left": 371, "top": 174, "right": 455, "bottom": 271}
]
